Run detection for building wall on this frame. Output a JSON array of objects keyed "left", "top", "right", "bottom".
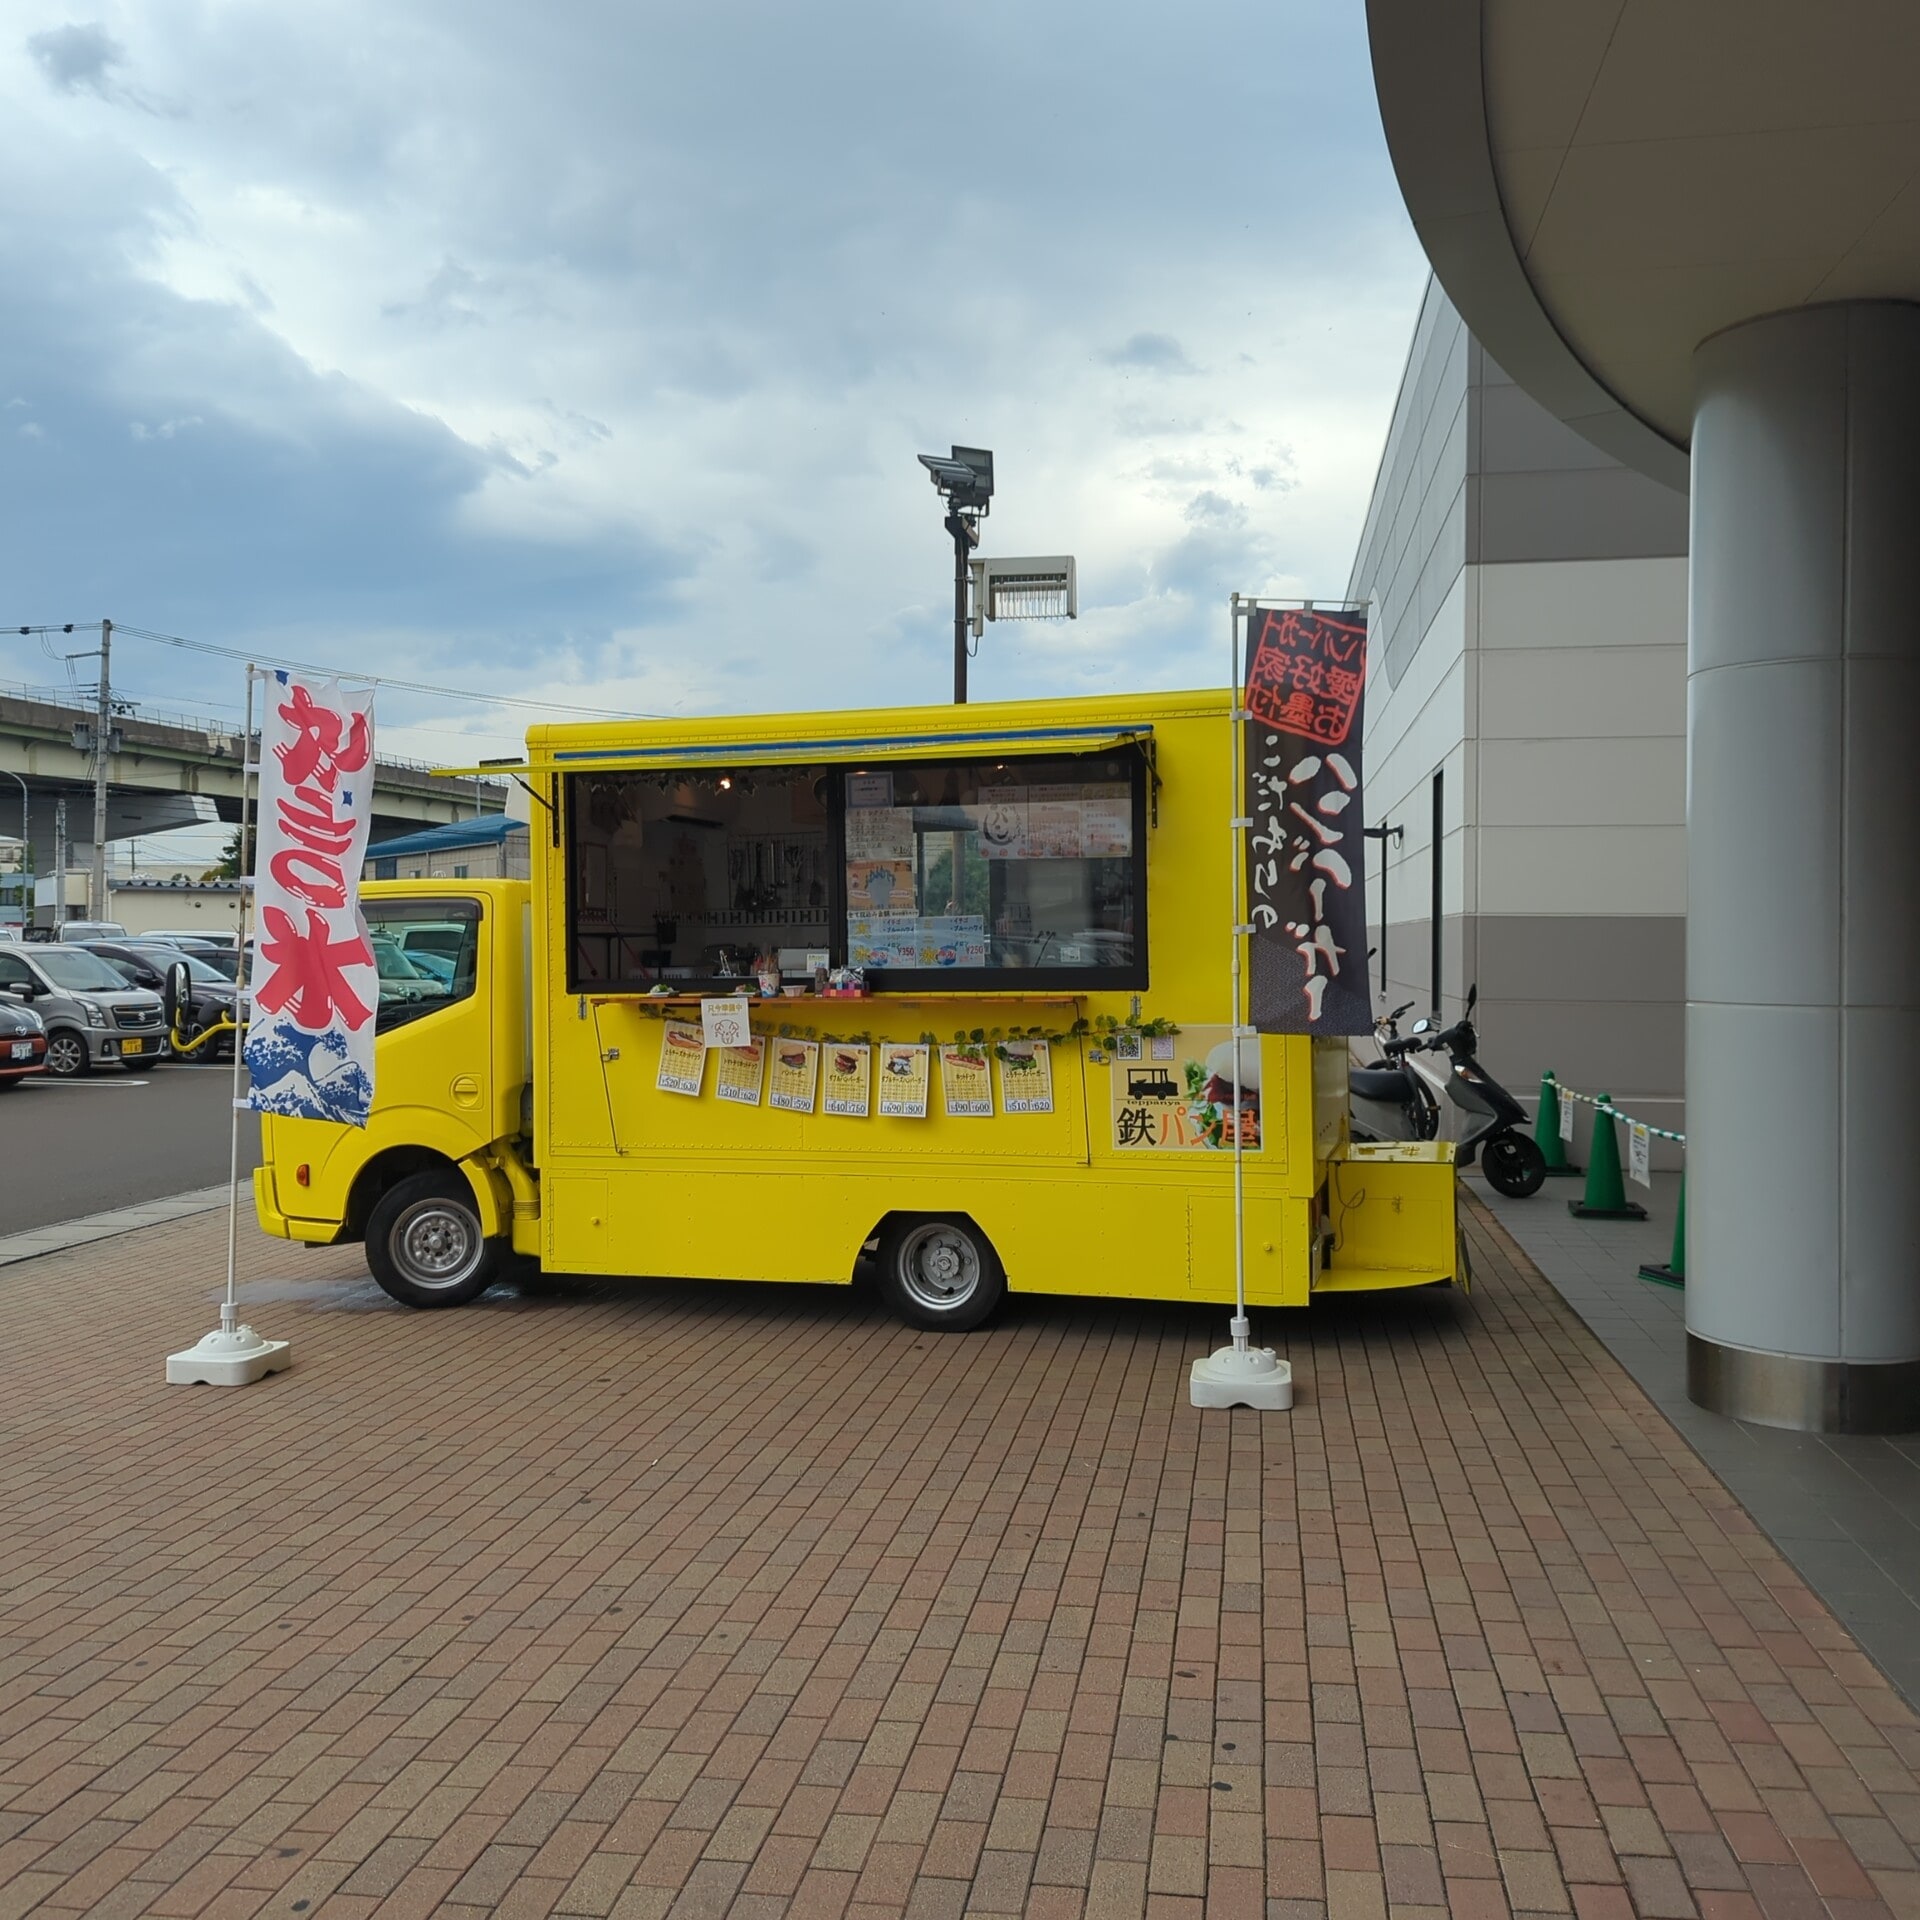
[
  {"left": 109, "top": 885, "right": 247, "bottom": 937},
  {"left": 366, "top": 837, "right": 530, "bottom": 883},
  {"left": 1350, "top": 279, "right": 1690, "bottom": 1154}
]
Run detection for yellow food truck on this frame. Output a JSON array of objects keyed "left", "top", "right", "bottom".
[{"left": 252, "top": 689, "right": 1458, "bottom": 1326}]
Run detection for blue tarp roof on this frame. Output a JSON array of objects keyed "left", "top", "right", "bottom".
[{"left": 366, "top": 815, "right": 523, "bottom": 861}]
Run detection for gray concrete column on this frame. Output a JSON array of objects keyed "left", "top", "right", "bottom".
[{"left": 1688, "top": 301, "right": 1920, "bottom": 1431}]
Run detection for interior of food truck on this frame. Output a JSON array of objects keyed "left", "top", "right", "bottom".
[{"left": 565, "top": 749, "right": 1147, "bottom": 992}]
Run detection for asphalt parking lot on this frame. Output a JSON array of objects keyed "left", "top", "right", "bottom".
[{"left": 0, "top": 1057, "right": 258, "bottom": 1236}]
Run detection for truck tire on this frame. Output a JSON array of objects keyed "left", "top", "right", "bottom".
[
  {"left": 365, "top": 1170, "right": 503, "bottom": 1309},
  {"left": 876, "top": 1215, "right": 1006, "bottom": 1332}
]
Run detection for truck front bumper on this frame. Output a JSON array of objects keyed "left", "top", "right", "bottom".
[{"left": 251, "top": 1165, "right": 342, "bottom": 1245}]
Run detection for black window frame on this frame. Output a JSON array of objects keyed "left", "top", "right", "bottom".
[{"left": 561, "top": 744, "right": 1150, "bottom": 997}]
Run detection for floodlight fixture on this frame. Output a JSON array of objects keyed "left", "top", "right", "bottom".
[
  {"left": 968, "top": 556, "right": 1077, "bottom": 636},
  {"left": 917, "top": 445, "right": 995, "bottom": 512},
  {"left": 917, "top": 444, "right": 997, "bottom": 702}
]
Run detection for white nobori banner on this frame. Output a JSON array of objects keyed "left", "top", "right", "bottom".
[{"left": 243, "top": 673, "right": 379, "bottom": 1126}]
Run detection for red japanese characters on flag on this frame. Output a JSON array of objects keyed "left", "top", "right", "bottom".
[{"left": 243, "top": 674, "right": 379, "bottom": 1126}]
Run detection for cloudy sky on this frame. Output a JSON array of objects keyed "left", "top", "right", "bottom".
[{"left": 0, "top": 0, "right": 1425, "bottom": 836}]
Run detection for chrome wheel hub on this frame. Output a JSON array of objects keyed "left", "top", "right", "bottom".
[
  {"left": 395, "top": 1200, "right": 480, "bottom": 1288},
  {"left": 897, "top": 1224, "right": 980, "bottom": 1311}
]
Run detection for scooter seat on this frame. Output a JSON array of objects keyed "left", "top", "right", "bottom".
[{"left": 1350, "top": 1066, "right": 1415, "bottom": 1103}]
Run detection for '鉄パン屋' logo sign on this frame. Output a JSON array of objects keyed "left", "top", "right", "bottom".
[{"left": 243, "top": 674, "right": 379, "bottom": 1126}]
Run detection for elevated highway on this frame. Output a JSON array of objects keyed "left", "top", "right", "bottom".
[{"left": 0, "top": 687, "right": 505, "bottom": 868}]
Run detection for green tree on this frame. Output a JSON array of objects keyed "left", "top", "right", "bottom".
[{"left": 204, "top": 825, "right": 255, "bottom": 882}]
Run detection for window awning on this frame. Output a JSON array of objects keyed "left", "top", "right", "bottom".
[{"left": 434, "top": 722, "right": 1152, "bottom": 779}]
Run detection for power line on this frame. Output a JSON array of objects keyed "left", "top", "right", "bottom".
[{"left": 9, "top": 622, "right": 658, "bottom": 720}]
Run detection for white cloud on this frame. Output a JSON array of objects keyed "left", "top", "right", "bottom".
[{"left": 0, "top": 0, "right": 1426, "bottom": 760}]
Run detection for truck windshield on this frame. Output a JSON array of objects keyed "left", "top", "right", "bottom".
[{"left": 363, "top": 899, "right": 481, "bottom": 1033}]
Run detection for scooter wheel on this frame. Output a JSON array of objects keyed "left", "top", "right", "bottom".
[{"left": 1482, "top": 1131, "right": 1547, "bottom": 1198}]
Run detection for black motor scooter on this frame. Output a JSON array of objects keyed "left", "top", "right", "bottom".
[
  {"left": 1349, "top": 986, "right": 1547, "bottom": 1197},
  {"left": 1419, "top": 985, "right": 1546, "bottom": 1197}
]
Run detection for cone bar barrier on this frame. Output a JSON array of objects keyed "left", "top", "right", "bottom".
[
  {"left": 1561, "top": 1089, "right": 1647, "bottom": 1220},
  {"left": 1639, "top": 1176, "right": 1686, "bottom": 1289},
  {"left": 167, "top": 662, "right": 292, "bottom": 1387},
  {"left": 1533, "top": 1070, "right": 1582, "bottom": 1177},
  {"left": 1190, "top": 596, "right": 1293, "bottom": 1411}
]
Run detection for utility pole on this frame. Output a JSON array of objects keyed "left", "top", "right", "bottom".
[
  {"left": 91, "top": 617, "right": 111, "bottom": 920},
  {"left": 53, "top": 796, "right": 67, "bottom": 929}
]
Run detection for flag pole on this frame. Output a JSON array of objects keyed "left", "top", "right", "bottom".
[
  {"left": 1189, "top": 596, "right": 1293, "bottom": 1411},
  {"left": 166, "top": 662, "right": 292, "bottom": 1386},
  {"left": 221, "top": 663, "right": 256, "bottom": 1332}
]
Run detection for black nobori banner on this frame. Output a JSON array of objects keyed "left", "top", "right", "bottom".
[{"left": 1243, "top": 607, "right": 1371, "bottom": 1035}]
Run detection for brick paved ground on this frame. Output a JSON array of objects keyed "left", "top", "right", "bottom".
[{"left": 3, "top": 1199, "right": 1920, "bottom": 1920}]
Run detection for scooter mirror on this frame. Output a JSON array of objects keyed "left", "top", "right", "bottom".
[
  {"left": 1466, "top": 983, "right": 1479, "bottom": 1014},
  {"left": 1412, "top": 1018, "right": 1431, "bottom": 1035}
]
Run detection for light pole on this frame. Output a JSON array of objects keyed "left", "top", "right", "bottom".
[{"left": 916, "top": 447, "right": 994, "bottom": 703}]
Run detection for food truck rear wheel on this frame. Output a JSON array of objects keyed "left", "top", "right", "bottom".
[
  {"left": 877, "top": 1216, "right": 1006, "bottom": 1331},
  {"left": 366, "top": 1171, "right": 502, "bottom": 1308}
]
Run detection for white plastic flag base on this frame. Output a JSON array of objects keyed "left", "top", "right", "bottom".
[
  {"left": 1189, "top": 1343, "right": 1293, "bottom": 1411},
  {"left": 166, "top": 1322, "right": 292, "bottom": 1387}
]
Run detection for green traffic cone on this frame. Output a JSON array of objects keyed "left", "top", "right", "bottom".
[
  {"left": 1534, "top": 1070, "right": 1582, "bottom": 1177},
  {"left": 1639, "top": 1175, "right": 1685, "bottom": 1287},
  {"left": 1568, "top": 1094, "right": 1648, "bottom": 1219}
]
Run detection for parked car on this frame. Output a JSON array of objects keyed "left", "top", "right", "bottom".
[
  {"left": 0, "top": 943, "right": 166, "bottom": 1076},
  {"left": 142, "top": 930, "right": 235, "bottom": 952},
  {"left": 81, "top": 942, "right": 241, "bottom": 1062},
  {"left": 55, "top": 919, "right": 128, "bottom": 943},
  {"left": 0, "top": 997, "right": 47, "bottom": 1089},
  {"left": 175, "top": 941, "right": 241, "bottom": 982}
]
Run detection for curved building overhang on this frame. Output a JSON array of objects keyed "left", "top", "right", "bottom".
[{"left": 1366, "top": 0, "right": 1920, "bottom": 494}]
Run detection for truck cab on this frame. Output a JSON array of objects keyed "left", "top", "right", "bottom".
[{"left": 253, "top": 878, "right": 536, "bottom": 1302}]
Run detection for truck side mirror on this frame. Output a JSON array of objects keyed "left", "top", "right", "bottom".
[{"left": 163, "top": 961, "right": 191, "bottom": 1031}]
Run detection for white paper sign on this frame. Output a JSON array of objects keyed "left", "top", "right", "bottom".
[
  {"left": 1558, "top": 1089, "right": 1575, "bottom": 1144},
  {"left": 1629, "top": 1121, "right": 1652, "bottom": 1188},
  {"left": 244, "top": 672, "right": 378, "bottom": 1127},
  {"left": 701, "top": 996, "right": 752, "bottom": 1050}
]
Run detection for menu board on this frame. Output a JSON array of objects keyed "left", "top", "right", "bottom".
[
  {"left": 975, "top": 784, "right": 1131, "bottom": 860},
  {"left": 996, "top": 1039, "right": 1054, "bottom": 1114},
  {"left": 939, "top": 1044, "right": 994, "bottom": 1117},
  {"left": 823, "top": 1042, "right": 872, "bottom": 1117},
  {"left": 768, "top": 1038, "right": 820, "bottom": 1113},
  {"left": 713, "top": 1038, "right": 766, "bottom": 1106},
  {"left": 844, "top": 807, "right": 914, "bottom": 860},
  {"left": 656, "top": 1021, "right": 706, "bottom": 1096},
  {"left": 915, "top": 914, "right": 988, "bottom": 969},
  {"left": 876, "top": 1043, "right": 931, "bottom": 1118},
  {"left": 847, "top": 912, "right": 920, "bottom": 969},
  {"left": 846, "top": 861, "right": 915, "bottom": 915},
  {"left": 1081, "top": 793, "right": 1132, "bottom": 857}
]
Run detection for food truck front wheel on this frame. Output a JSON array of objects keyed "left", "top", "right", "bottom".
[
  {"left": 365, "top": 1170, "right": 505, "bottom": 1309},
  {"left": 877, "top": 1215, "right": 1007, "bottom": 1332}
]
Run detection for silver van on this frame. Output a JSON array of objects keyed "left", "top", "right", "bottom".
[{"left": 0, "top": 943, "right": 167, "bottom": 1076}]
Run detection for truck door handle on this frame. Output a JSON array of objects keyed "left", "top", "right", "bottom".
[{"left": 451, "top": 1073, "right": 481, "bottom": 1107}]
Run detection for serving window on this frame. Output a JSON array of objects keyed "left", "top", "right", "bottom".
[
  {"left": 839, "top": 752, "right": 1145, "bottom": 990},
  {"left": 564, "top": 746, "right": 1147, "bottom": 993}
]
